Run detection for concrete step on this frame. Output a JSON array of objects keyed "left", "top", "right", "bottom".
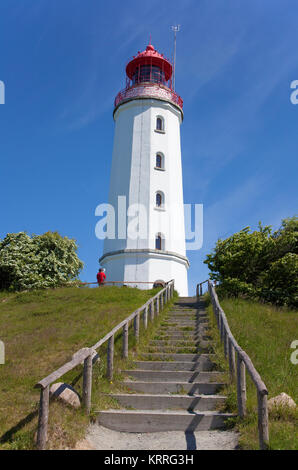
[
  {"left": 170, "top": 308, "right": 198, "bottom": 312},
  {"left": 160, "top": 327, "right": 197, "bottom": 332},
  {"left": 169, "top": 313, "right": 206, "bottom": 318},
  {"left": 109, "top": 393, "right": 226, "bottom": 411},
  {"left": 97, "top": 409, "right": 234, "bottom": 432},
  {"left": 123, "top": 380, "right": 225, "bottom": 395},
  {"left": 132, "top": 358, "right": 215, "bottom": 371},
  {"left": 163, "top": 326, "right": 200, "bottom": 330},
  {"left": 163, "top": 320, "right": 197, "bottom": 324},
  {"left": 168, "top": 316, "right": 197, "bottom": 320},
  {"left": 151, "top": 336, "right": 210, "bottom": 344},
  {"left": 149, "top": 340, "right": 198, "bottom": 346},
  {"left": 137, "top": 353, "right": 211, "bottom": 362},
  {"left": 157, "top": 334, "right": 199, "bottom": 340},
  {"left": 147, "top": 346, "right": 199, "bottom": 353},
  {"left": 147, "top": 343, "right": 212, "bottom": 353},
  {"left": 122, "top": 370, "right": 224, "bottom": 383},
  {"left": 161, "top": 324, "right": 208, "bottom": 330},
  {"left": 158, "top": 331, "right": 209, "bottom": 339}
]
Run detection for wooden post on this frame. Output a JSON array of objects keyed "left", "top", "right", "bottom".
[
  {"left": 107, "top": 335, "right": 114, "bottom": 380},
  {"left": 223, "top": 329, "right": 228, "bottom": 358},
  {"left": 134, "top": 313, "right": 140, "bottom": 343},
  {"left": 228, "top": 338, "right": 236, "bottom": 380},
  {"left": 257, "top": 391, "right": 269, "bottom": 450},
  {"left": 122, "top": 322, "right": 128, "bottom": 358},
  {"left": 143, "top": 306, "right": 148, "bottom": 329},
  {"left": 156, "top": 296, "right": 160, "bottom": 315},
  {"left": 216, "top": 306, "right": 220, "bottom": 329},
  {"left": 151, "top": 301, "right": 154, "bottom": 321},
  {"left": 36, "top": 385, "right": 50, "bottom": 450},
  {"left": 160, "top": 292, "right": 164, "bottom": 311},
  {"left": 200, "top": 284, "right": 203, "bottom": 296},
  {"left": 237, "top": 354, "right": 246, "bottom": 418},
  {"left": 219, "top": 316, "right": 223, "bottom": 342},
  {"left": 83, "top": 353, "right": 92, "bottom": 414}
]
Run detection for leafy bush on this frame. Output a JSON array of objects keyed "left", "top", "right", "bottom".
[
  {"left": 0, "top": 231, "right": 83, "bottom": 291},
  {"left": 204, "top": 216, "right": 298, "bottom": 307}
]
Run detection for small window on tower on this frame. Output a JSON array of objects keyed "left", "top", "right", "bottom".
[
  {"left": 155, "top": 191, "right": 164, "bottom": 208},
  {"left": 156, "top": 116, "right": 164, "bottom": 132},
  {"left": 155, "top": 234, "right": 163, "bottom": 250},
  {"left": 155, "top": 153, "right": 164, "bottom": 169}
]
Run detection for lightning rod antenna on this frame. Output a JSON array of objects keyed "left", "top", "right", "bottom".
[{"left": 171, "top": 24, "right": 180, "bottom": 90}]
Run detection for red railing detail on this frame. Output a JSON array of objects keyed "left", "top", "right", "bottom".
[{"left": 114, "top": 83, "right": 183, "bottom": 110}]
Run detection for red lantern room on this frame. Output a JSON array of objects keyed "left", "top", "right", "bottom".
[
  {"left": 126, "top": 44, "right": 173, "bottom": 87},
  {"left": 114, "top": 42, "right": 183, "bottom": 112}
]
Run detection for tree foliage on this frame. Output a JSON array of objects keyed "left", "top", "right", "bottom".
[
  {"left": 0, "top": 231, "right": 83, "bottom": 291},
  {"left": 204, "top": 216, "right": 298, "bottom": 307}
]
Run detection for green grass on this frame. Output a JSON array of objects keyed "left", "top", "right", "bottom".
[
  {"left": 206, "top": 295, "right": 298, "bottom": 450},
  {"left": 0, "top": 286, "right": 165, "bottom": 450}
]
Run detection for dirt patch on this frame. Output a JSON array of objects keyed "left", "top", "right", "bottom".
[{"left": 86, "top": 424, "right": 238, "bottom": 450}]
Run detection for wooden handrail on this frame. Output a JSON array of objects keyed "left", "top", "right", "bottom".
[
  {"left": 197, "top": 279, "right": 269, "bottom": 450},
  {"left": 35, "top": 348, "right": 92, "bottom": 390},
  {"left": 34, "top": 280, "right": 175, "bottom": 449},
  {"left": 196, "top": 279, "right": 208, "bottom": 297}
]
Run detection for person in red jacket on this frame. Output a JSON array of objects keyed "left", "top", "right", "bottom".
[{"left": 97, "top": 268, "right": 106, "bottom": 286}]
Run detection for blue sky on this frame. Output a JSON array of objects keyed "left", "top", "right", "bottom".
[{"left": 0, "top": 0, "right": 297, "bottom": 294}]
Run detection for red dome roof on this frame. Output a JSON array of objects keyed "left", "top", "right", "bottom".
[{"left": 126, "top": 44, "right": 173, "bottom": 81}]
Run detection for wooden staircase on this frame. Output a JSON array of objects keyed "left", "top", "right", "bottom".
[{"left": 97, "top": 297, "right": 234, "bottom": 432}]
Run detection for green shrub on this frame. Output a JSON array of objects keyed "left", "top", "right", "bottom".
[
  {"left": 204, "top": 216, "right": 298, "bottom": 307},
  {"left": 0, "top": 231, "right": 83, "bottom": 291}
]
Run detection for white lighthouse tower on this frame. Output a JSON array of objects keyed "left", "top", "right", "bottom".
[{"left": 100, "top": 42, "right": 189, "bottom": 296}]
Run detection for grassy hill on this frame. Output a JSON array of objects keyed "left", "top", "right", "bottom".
[
  {"left": 207, "top": 297, "right": 298, "bottom": 450},
  {"left": 0, "top": 286, "right": 163, "bottom": 449}
]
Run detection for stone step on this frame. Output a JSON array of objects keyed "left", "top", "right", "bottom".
[
  {"left": 159, "top": 329, "right": 197, "bottom": 334},
  {"left": 168, "top": 316, "right": 197, "bottom": 320},
  {"left": 159, "top": 330, "right": 198, "bottom": 335},
  {"left": 161, "top": 323, "right": 208, "bottom": 328},
  {"left": 137, "top": 353, "right": 212, "bottom": 362},
  {"left": 97, "top": 409, "right": 234, "bottom": 432},
  {"left": 167, "top": 310, "right": 208, "bottom": 317},
  {"left": 170, "top": 308, "right": 198, "bottom": 311},
  {"left": 147, "top": 342, "right": 212, "bottom": 353},
  {"left": 149, "top": 340, "right": 198, "bottom": 346},
  {"left": 147, "top": 346, "right": 199, "bottom": 353},
  {"left": 151, "top": 336, "right": 211, "bottom": 344},
  {"left": 109, "top": 393, "right": 226, "bottom": 411},
  {"left": 122, "top": 370, "right": 224, "bottom": 383},
  {"left": 123, "top": 380, "right": 225, "bottom": 395},
  {"left": 159, "top": 332, "right": 209, "bottom": 339},
  {"left": 132, "top": 358, "right": 215, "bottom": 371},
  {"left": 163, "top": 320, "right": 197, "bottom": 324},
  {"left": 157, "top": 334, "right": 199, "bottom": 340}
]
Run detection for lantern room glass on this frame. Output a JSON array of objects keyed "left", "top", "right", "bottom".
[{"left": 132, "top": 65, "right": 166, "bottom": 85}]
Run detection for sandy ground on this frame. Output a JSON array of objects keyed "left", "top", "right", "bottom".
[{"left": 84, "top": 424, "right": 238, "bottom": 450}]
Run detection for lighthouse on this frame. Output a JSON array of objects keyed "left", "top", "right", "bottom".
[{"left": 100, "top": 42, "right": 189, "bottom": 296}]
